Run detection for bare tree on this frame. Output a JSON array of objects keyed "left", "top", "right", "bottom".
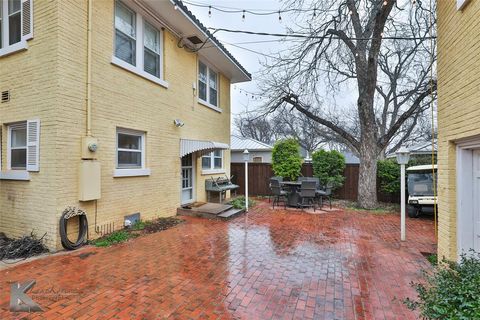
[{"left": 258, "top": 0, "right": 436, "bottom": 208}]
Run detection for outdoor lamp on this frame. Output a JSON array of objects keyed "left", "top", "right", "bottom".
[
  {"left": 243, "top": 149, "right": 250, "bottom": 162},
  {"left": 396, "top": 146, "right": 411, "bottom": 165},
  {"left": 396, "top": 146, "right": 410, "bottom": 241},
  {"left": 243, "top": 150, "right": 250, "bottom": 212}
]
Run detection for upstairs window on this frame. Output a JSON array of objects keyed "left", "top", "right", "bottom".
[
  {"left": 113, "top": 1, "right": 164, "bottom": 84},
  {"left": 114, "top": 1, "right": 136, "bottom": 65},
  {"left": 143, "top": 21, "right": 160, "bottom": 77},
  {"left": 0, "top": 0, "right": 33, "bottom": 54},
  {"left": 198, "top": 61, "right": 219, "bottom": 108}
]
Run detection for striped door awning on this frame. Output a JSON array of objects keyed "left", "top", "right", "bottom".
[{"left": 180, "top": 139, "right": 230, "bottom": 158}]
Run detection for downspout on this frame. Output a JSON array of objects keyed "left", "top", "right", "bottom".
[{"left": 86, "top": 0, "right": 93, "bottom": 137}]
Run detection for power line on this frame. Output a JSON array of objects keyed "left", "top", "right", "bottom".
[{"left": 209, "top": 28, "right": 437, "bottom": 41}]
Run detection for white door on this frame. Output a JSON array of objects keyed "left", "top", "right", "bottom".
[
  {"left": 181, "top": 154, "right": 195, "bottom": 205},
  {"left": 473, "top": 150, "right": 480, "bottom": 251}
]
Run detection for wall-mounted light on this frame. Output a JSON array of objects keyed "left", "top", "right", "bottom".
[{"left": 174, "top": 119, "right": 185, "bottom": 127}]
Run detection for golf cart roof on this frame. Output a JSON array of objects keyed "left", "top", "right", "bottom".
[{"left": 407, "top": 165, "right": 437, "bottom": 172}]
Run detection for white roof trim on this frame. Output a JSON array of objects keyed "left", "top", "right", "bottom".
[{"left": 180, "top": 139, "right": 229, "bottom": 157}]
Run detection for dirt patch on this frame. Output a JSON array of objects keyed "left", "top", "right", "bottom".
[{"left": 142, "top": 217, "right": 184, "bottom": 234}]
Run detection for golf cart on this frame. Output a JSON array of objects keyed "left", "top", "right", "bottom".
[{"left": 407, "top": 164, "right": 437, "bottom": 218}]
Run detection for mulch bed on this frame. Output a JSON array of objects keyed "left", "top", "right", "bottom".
[{"left": 142, "top": 217, "right": 184, "bottom": 234}]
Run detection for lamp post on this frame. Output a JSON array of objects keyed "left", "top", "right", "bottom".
[
  {"left": 243, "top": 149, "right": 250, "bottom": 212},
  {"left": 396, "top": 146, "right": 411, "bottom": 241}
]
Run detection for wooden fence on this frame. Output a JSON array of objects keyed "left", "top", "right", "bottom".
[{"left": 230, "top": 162, "right": 399, "bottom": 203}]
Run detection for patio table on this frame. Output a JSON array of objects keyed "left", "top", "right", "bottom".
[{"left": 280, "top": 181, "right": 302, "bottom": 207}]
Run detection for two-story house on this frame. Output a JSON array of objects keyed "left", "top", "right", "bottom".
[
  {"left": 437, "top": 0, "right": 480, "bottom": 260},
  {"left": 0, "top": 0, "right": 251, "bottom": 249}
]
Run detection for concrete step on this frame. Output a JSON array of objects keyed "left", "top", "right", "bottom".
[{"left": 217, "top": 208, "right": 244, "bottom": 219}]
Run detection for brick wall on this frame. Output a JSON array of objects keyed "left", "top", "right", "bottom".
[
  {"left": 0, "top": 0, "right": 235, "bottom": 249},
  {"left": 437, "top": 0, "right": 480, "bottom": 260}
]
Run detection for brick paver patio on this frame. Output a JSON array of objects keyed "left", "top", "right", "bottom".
[{"left": 0, "top": 200, "right": 436, "bottom": 319}]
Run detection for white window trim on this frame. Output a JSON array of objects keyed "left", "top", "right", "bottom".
[
  {"left": 0, "top": 121, "right": 32, "bottom": 181},
  {"left": 0, "top": 40, "right": 27, "bottom": 57},
  {"left": 114, "top": 127, "right": 150, "bottom": 177},
  {"left": 457, "top": 0, "right": 470, "bottom": 10},
  {"left": 198, "top": 60, "right": 221, "bottom": 112},
  {"left": 252, "top": 156, "right": 263, "bottom": 163},
  {"left": 0, "top": 0, "right": 33, "bottom": 58},
  {"left": 201, "top": 150, "right": 225, "bottom": 174},
  {"left": 112, "top": 0, "right": 168, "bottom": 88}
]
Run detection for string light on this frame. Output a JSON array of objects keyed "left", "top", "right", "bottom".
[
  {"left": 242, "top": 10, "right": 246, "bottom": 22},
  {"left": 278, "top": 11, "right": 282, "bottom": 23},
  {"left": 208, "top": 5, "right": 212, "bottom": 17},
  {"left": 174, "top": 3, "right": 178, "bottom": 10},
  {"left": 383, "top": 0, "right": 388, "bottom": 6},
  {"left": 313, "top": 8, "right": 316, "bottom": 18}
]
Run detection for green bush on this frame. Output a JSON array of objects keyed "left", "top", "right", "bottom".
[
  {"left": 271, "top": 139, "right": 303, "bottom": 180},
  {"left": 377, "top": 159, "right": 401, "bottom": 194},
  {"left": 91, "top": 230, "right": 136, "bottom": 247},
  {"left": 229, "top": 196, "right": 256, "bottom": 210},
  {"left": 311, "top": 149, "right": 346, "bottom": 189},
  {"left": 405, "top": 252, "right": 480, "bottom": 319}
]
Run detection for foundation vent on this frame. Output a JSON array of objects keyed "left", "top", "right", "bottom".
[{"left": 1, "top": 90, "right": 10, "bottom": 103}]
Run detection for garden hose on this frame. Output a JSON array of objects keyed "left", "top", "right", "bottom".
[{"left": 60, "top": 207, "right": 89, "bottom": 250}]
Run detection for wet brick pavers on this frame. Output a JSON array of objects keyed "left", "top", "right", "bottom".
[{"left": 0, "top": 201, "right": 436, "bottom": 319}]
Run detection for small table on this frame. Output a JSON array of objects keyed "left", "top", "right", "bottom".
[{"left": 280, "top": 181, "right": 302, "bottom": 207}]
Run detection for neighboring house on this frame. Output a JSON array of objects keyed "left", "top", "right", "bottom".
[
  {"left": 437, "top": 0, "right": 480, "bottom": 260},
  {"left": 385, "top": 141, "right": 437, "bottom": 160},
  {"left": 231, "top": 136, "right": 273, "bottom": 163},
  {"left": 0, "top": 0, "right": 250, "bottom": 249}
]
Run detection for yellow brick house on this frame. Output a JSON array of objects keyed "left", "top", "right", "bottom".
[
  {"left": 437, "top": 0, "right": 480, "bottom": 260},
  {"left": 0, "top": 0, "right": 251, "bottom": 249}
]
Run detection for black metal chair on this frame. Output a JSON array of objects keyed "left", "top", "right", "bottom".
[
  {"left": 268, "top": 176, "right": 284, "bottom": 203},
  {"left": 318, "top": 182, "right": 333, "bottom": 209},
  {"left": 270, "top": 178, "right": 287, "bottom": 209},
  {"left": 298, "top": 180, "right": 317, "bottom": 211}
]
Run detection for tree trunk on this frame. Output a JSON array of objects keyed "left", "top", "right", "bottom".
[{"left": 357, "top": 139, "right": 378, "bottom": 209}]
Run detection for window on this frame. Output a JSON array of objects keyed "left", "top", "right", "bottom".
[
  {"left": 202, "top": 150, "right": 223, "bottom": 171},
  {"left": 1, "top": 119, "right": 40, "bottom": 179},
  {"left": 253, "top": 156, "right": 263, "bottom": 163},
  {"left": 116, "top": 128, "right": 145, "bottom": 169},
  {"left": 143, "top": 21, "right": 160, "bottom": 77},
  {"left": 0, "top": 0, "right": 33, "bottom": 55},
  {"left": 112, "top": 1, "right": 166, "bottom": 86},
  {"left": 198, "top": 61, "right": 219, "bottom": 109},
  {"left": 9, "top": 122, "right": 27, "bottom": 170},
  {"left": 114, "top": 1, "right": 136, "bottom": 65}
]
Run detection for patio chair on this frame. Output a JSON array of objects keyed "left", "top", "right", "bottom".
[
  {"left": 268, "top": 176, "right": 284, "bottom": 202},
  {"left": 318, "top": 182, "right": 333, "bottom": 209},
  {"left": 298, "top": 180, "right": 317, "bottom": 211},
  {"left": 270, "top": 178, "right": 287, "bottom": 209}
]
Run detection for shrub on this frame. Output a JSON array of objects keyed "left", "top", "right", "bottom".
[
  {"left": 271, "top": 139, "right": 303, "bottom": 180},
  {"left": 377, "top": 159, "right": 400, "bottom": 194},
  {"left": 229, "top": 196, "right": 256, "bottom": 210},
  {"left": 405, "top": 251, "right": 480, "bottom": 319},
  {"left": 311, "top": 149, "right": 346, "bottom": 189},
  {"left": 91, "top": 230, "right": 136, "bottom": 247}
]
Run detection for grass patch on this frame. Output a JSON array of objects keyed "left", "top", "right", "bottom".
[
  {"left": 91, "top": 230, "right": 137, "bottom": 247},
  {"left": 337, "top": 200, "right": 399, "bottom": 214},
  {"left": 229, "top": 196, "right": 256, "bottom": 210}
]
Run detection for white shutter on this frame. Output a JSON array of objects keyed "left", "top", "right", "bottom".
[
  {"left": 26, "top": 119, "right": 40, "bottom": 172},
  {"left": 21, "top": 0, "right": 34, "bottom": 41}
]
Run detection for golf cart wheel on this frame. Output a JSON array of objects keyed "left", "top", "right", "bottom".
[{"left": 408, "top": 205, "right": 420, "bottom": 218}]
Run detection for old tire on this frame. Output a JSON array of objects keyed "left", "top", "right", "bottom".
[{"left": 408, "top": 205, "right": 420, "bottom": 218}]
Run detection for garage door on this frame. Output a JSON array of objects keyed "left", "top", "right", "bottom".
[{"left": 474, "top": 150, "right": 480, "bottom": 251}]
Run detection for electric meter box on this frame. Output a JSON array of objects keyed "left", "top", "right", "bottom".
[{"left": 79, "top": 160, "right": 101, "bottom": 201}]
